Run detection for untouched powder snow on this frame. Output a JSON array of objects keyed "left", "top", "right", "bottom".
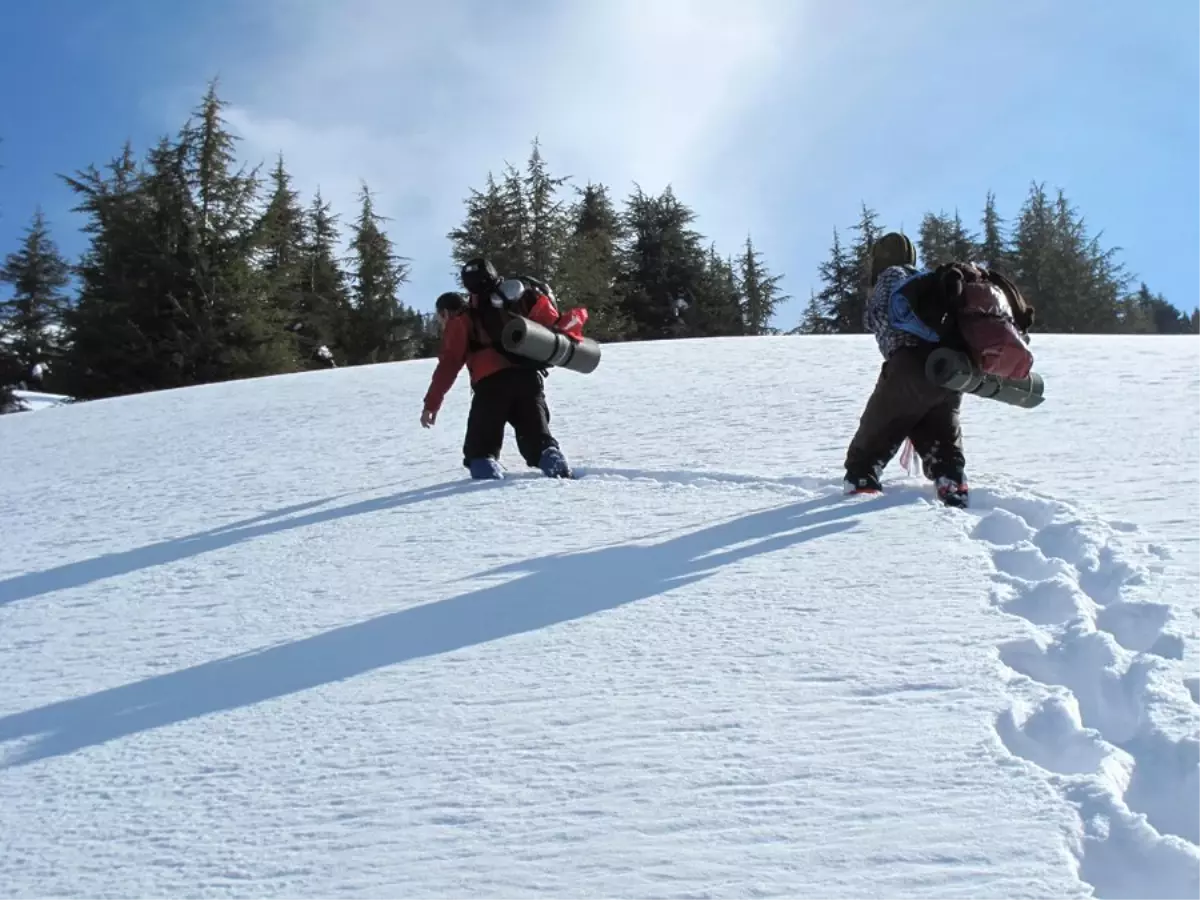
[{"left": 0, "top": 334, "right": 1196, "bottom": 899}]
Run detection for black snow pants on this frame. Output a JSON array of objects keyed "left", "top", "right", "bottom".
[
  {"left": 462, "top": 366, "right": 559, "bottom": 468},
  {"left": 844, "top": 345, "right": 965, "bottom": 484}
]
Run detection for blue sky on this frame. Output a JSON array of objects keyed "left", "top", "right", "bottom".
[{"left": 1, "top": 0, "right": 1196, "bottom": 329}]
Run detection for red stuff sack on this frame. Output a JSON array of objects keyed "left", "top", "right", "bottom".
[{"left": 957, "top": 281, "right": 1034, "bottom": 379}]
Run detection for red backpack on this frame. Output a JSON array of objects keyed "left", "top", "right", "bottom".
[{"left": 956, "top": 272, "right": 1035, "bottom": 379}]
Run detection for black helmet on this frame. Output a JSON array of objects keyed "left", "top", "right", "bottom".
[
  {"left": 435, "top": 291, "right": 466, "bottom": 315},
  {"left": 870, "top": 232, "right": 916, "bottom": 285},
  {"left": 461, "top": 257, "right": 500, "bottom": 295}
]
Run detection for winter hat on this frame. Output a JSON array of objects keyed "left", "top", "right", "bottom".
[
  {"left": 435, "top": 291, "right": 466, "bottom": 315},
  {"left": 460, "top": 258, "right": 500, "bottom": 296},
  {"left": 870, "top": 232, "right": 916, "bottom": 285}
]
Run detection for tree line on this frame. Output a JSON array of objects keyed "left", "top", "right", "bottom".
[
  {"left": 1, "top": 82, "right": 1194, "bottom": 410},
  {"left": 796, "top": 191, "right": 1198, "bottom": 336}
]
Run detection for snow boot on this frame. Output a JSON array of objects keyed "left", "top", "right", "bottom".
[
  {"left": 538, "top": 446, "right": 573, "bottom": 479},
  {"left": 935, "top": 476, "right": 969, "bottom": 508},
  {"left": 843, "top": 472, "right": 882, "bottom": 495},
  {"left": 468, "top": 457, "right": 504, "bottom": 480}
]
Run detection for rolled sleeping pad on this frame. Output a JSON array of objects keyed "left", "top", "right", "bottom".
[
  {"left": 925, "top": 347, "right": 1045, "bottom": 409},
  {"left": 500, "top": 316, "right": 602, "bottom": 374}
]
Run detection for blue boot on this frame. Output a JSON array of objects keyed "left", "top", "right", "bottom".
[
  {"left": 468, "top": 457, "right": 503, "bottom": 480},
  {"left": 538, "top": 446, "right": 572, "bottom": 479}
]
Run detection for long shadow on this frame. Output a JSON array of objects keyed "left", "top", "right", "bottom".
[
  {"left": 0, "top": 478, "right": 496, "bottom": 608},
  {"left": 0, "top": 490, "right": 913, "bottom": 768},
  {"left": 575, "top": 466, "right": 833, "bottom": 492}
]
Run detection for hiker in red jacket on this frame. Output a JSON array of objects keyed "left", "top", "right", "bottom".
[{"left": 421, "top": 259, "right": 574, "bottom": 480}]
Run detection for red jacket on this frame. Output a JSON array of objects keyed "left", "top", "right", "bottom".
[{"left": 423, "top": 291, "right": 562, "bottom": 414}]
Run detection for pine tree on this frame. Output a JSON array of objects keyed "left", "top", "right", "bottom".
[
  {"left": 979, "top": 191, "right": 1013, "bottom": 273},
  {"left": 523, "top": 139, "right": 570, "bottom": 283},
  {"left": 1011, "top": 182, "right": 1057, "bottom": 331},
  {"left": 947, "top": 210, "right": 978, "bottom": 262},
  {"left": 738, "top": 235, "right": 787, "bottom": 335},
  {"left": 555, "top": 182, "right": 628, "bottom": 341},
  {"left": 918, "top": 210, "right": 977, "bottom": 268},
  {"left": 448, "top": 173, "right": 523, "bottom": 279},
  {"left": 345, "top": 183, "right": 416, "bottom": 363},
  {"left": 498, "top": 162, "right": 531, "bottom": 274},
  {"left": 690, "top": 246, "right": 744, "bottom": 337},
  {"left": 299, "top": 189, "right": 353, "bottom": 362},
  {"left": 1131, "top": 282, "right": 1190, "bottom": 334},
  {"left": 59, "top": 83, "right": 299, "bottom": 398},
  {"left": 118, "top": 81, "right": 295, "bottom": 384},
  {"left": 846, "top": 203, "right": 882, "bottom": 333},
  {"left": 0, "top": 208, "right": 71, "bottom": 382},
  {"left": 796, "top": 294, "right": 835, "bottom": 336},
  {"left": 448, "top": 140, "right": 572, "bottom": 288},
  {"left": 1117, "top": 285, "right": 1155, "bottom": 334},
  {"left": 615, "top": 185, "right": 710, "bottom": 340},
  {"left": 1009, "top": 183, "right": 1132, "bottom": 333},
  {"left": 801, "top": 227, "right": 856, "bottom": 334},
  {"left": 59, "top": 142, "right": 153, "bottom": 398},
  {"left": 180, "top": 81, "right": 297, "bottom": 380},
  {"left": 918, "top": 212, "right": 952, "bottom": 268}
]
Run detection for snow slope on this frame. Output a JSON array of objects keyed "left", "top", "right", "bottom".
[{"left": 0, "top": 334, "right": 1196, "bottom": 899}]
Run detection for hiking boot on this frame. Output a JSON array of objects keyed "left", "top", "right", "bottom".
[
  {"left": 538, "top": 446, "right": 572, "bottom": 479},
  {"left": 844, "top": 472, "right": 882, "bottom": 495},
  {"left": 468, "top": 457, "right": 504, "bottom": 480},
  {"left": 935, "top": 476, "right": 969, "bottom": 508}
]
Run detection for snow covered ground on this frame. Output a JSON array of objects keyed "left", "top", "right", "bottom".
[
  {"left": 3, "top": 389, "right": 72, "bottom": 414},
  {"left": 0, "top": 333, "right": 1196, "bottom": 899}
]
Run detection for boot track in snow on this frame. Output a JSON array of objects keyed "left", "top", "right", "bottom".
[{"left": 960, "top": 486, "right": 1199, "bottom": 900}]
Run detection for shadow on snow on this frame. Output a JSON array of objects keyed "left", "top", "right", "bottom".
[
  {"left": 0, "top": 478, "right": 495, "bottom": 608},
  {"left": 0, "top": 489, "right": 915, "bottom": 767}
]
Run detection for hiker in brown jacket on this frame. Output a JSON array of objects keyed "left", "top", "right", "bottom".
[
  {"left": 844, "top": 232, "right": 1036, "bottom": 508},
  {"left": 843, "top": 233, "right": 969, "bottom": 507}
]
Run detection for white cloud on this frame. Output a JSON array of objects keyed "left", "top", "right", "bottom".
[{"left": 218, "top": 0, "right": 805, "bottom": 308}]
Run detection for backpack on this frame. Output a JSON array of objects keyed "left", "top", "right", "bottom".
[
  {"left": 466, "top": 277, "right": 551, "bottom": 371},
  {"left": 890, "top": 263, "right": 1036, "bottom": 379},
  {"left": 954, "top": 268, "right": 1035, "bottom": 379}
]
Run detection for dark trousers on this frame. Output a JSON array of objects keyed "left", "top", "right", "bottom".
[
  {"left": 845, "top": 345, "right": 965, "bottom": 483},
  {"left": 462, "top": 367, "right": 559, "bottom": 467}
]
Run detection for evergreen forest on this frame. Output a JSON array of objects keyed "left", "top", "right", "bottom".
[{"left": 2, "top": 83, "right": 1194, "bottom": 409}]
